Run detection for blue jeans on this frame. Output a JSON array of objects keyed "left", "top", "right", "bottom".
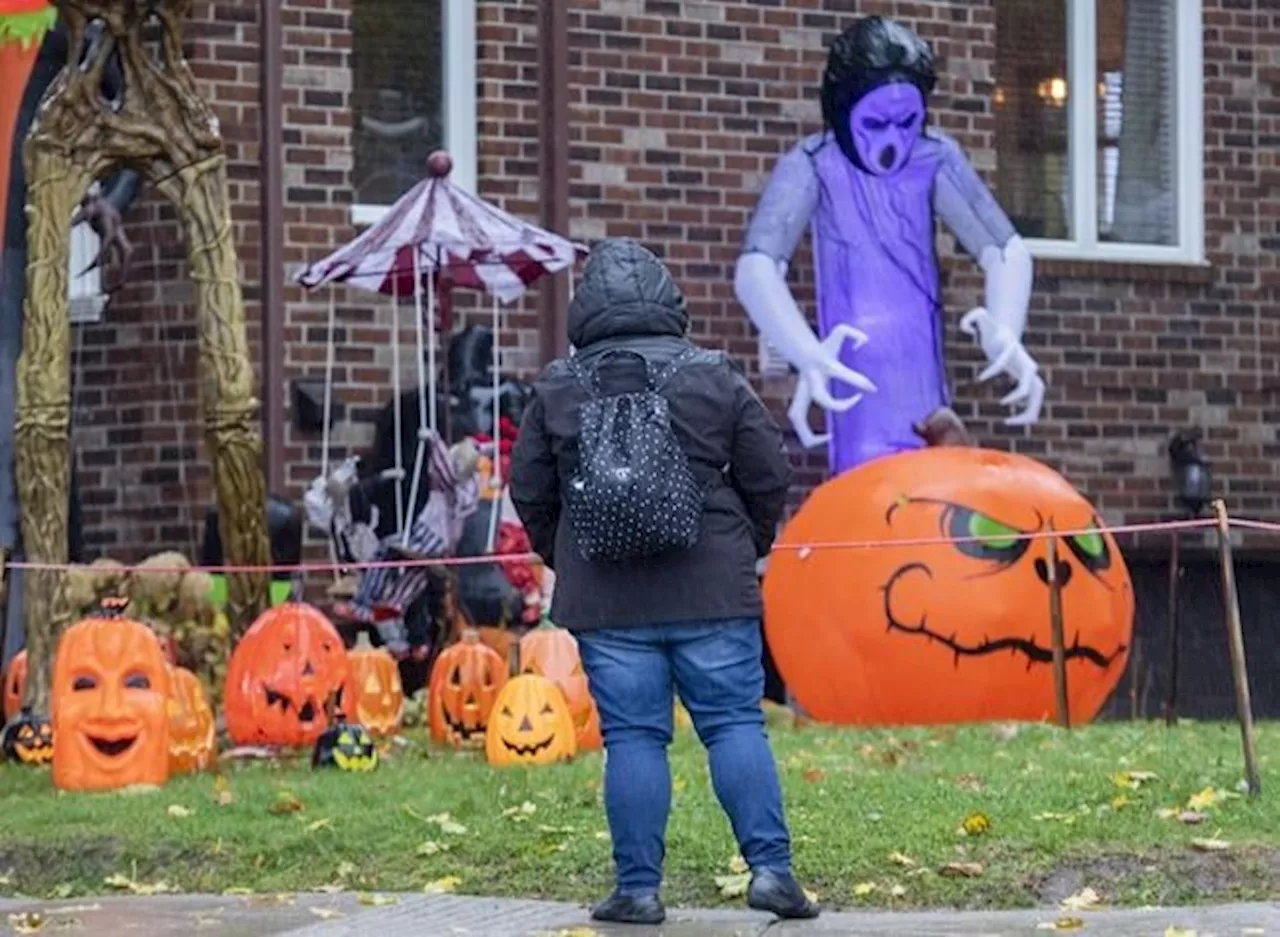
[{"left": 578, "top": 619, "right": 793, "bottom": 896}]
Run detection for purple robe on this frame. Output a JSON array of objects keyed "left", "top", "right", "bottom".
[{"left": 743, "top": 130, "right": 1019, "bottom": 476}]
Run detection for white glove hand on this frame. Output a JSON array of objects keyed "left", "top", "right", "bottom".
[
  {"left": 787, "top": 323, "right": 877, "bottom": 449},
  {"left": 960, "top": 307, "right": 1045, "bottom": 427}
]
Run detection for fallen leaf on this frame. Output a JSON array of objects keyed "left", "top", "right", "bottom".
[
  {"left": 727, "top": 854, "right": 748, "bottom": 875},
  {"left": 1110, "top": 794, "right": 1130, "bottom": 811},
  {"left": 541, "top": 929, "right": 602, "bottom": 937},
  {"left": 888, "top": 851, "right": 916, "bottom": 868},
  {"left": 714, "top": 872, "right": 750, "bottom": 898},
  {"left": 1033, "top": 812, "right": 1077, "bottom": 824},
  {"left": 305, "top": 818, "right": 333, "bottom": 833},
  {"left": 268, "top": 791, "right": 303, "bottom": 816},
  {"left": 960, "top": 812, "right": 992, "bottom": 836},
  {"left": 672, "top": 775, "right": 688, "bottom": 793},
  {"left": 1037, "top": 919, "right": 1084, "bottom": 932},
  {"left": 853, "top": 882, "right": 877, "bottom": 897},
  {"left": 212, "top": 775, "right": 234, "bottom": 807},
  {"left": 802, "top": 768, "right": 826, "bottom": 784},
  {"left": 7, "top": 912, "right": 44, "bottom": 934},
  {"left": 1186, "top": 787, "right": 1220, "bottom": 812},
  {"left": 167, "top": 805, "right": 193, "bottom": 819},
  {"left": 356, "top": 892, "right": 399, "bottom": 907},
  {"left": 1189, "top": 838, "right": 1230, "bottom": 852},
  {"left": 1177, "top": 811, "right": 1207, "bottom": 825},
  {"left": 336, "top": 861, "right": 357, "bottom": 880},
  {"left": 1155, "top": 807, "right": 1180, "bottom": 820},
  {"left": 502, "top": 802, "right": 537, "bottom": 821},
  {"left": 991, "top": 723, "right": 1020, "bottom": 741},
  {"left": 48, "top": 882, "right": 73, "bottom": 899},
  {"left": 954, "top": 773, "right": 984, "bottom": 792},
  {"left": 426, "top": 812, "right": 468, "bottom": 836},
  {"left": 422, "top": 876, "right": 462, "bottom": 895},
  {"left": 310, "top": 908, "right": 344, "bottom": 921},
  {"left": 102, "top": 874, "right": 174, "bottom": 896},
  {"left": 1163, "top": 928, "right": 1197, "bottom": 937},
  {"left": 1060, "top": 887, "right": 1102, "bottom": 911},
  {"left": 221, "top": 887, "right": 253, "bottom": 896},
  {"left": 889, "top": 884, "right": 907, "bottom": 898},
  {"left": 939, "top": 862, "right": 983, "bottom": 878},
  {"left": 416, "top": 840, "right": 452, "bottom": 857},
  {"left": 1113, "top": 770, "right": 1157, "bottom": 790}
]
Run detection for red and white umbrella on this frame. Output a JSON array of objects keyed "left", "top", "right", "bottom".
[
  {"left": 295, "top": 151, "right": 586, "bottom": 304},
  {"left": 295, "top": 152, "right": 585, "bottom": 552}
]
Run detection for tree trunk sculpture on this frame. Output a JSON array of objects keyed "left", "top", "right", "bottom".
[{"left": 16, "top": 0, "right": 270, "bottom": 712}]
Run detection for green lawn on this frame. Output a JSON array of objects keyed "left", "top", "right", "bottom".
[{"left": 2, "top": 718, "right": 1278, "bottom": 911}]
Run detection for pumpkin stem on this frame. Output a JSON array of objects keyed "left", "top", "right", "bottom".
[
  {"left": 353, "top": 631, "right": 374, "bottom": 651},
  {"left": 459, "top": 626, "right": 480, "bottom": 644}
]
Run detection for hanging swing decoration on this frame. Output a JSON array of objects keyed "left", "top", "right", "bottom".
[{"left": 295, "top": 149, "right": 585, "bottom": 613}]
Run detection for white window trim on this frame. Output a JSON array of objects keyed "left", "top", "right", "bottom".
[
  {"left": 350, "top": 0, "right": 477, "bottom": 227},
  {"left": 1024, "top": 0, "right": 1204, "bottom": 266},
  {"left": 69, "top": 190, "right": 107, "bottom": 324}
]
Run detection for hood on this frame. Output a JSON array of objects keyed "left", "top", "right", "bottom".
[{"left": 567, "top": 238, "right": 688, "bottom": 349}]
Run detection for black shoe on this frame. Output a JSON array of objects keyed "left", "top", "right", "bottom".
[
  {"left": 590, "top": 890, "right": 666, "bottom": 925},
  {"left": 747, "top": 869, "right": 820, "bottom": 919}
]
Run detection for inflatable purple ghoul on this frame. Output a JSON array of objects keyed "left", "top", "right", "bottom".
[{"left": 735, "top": 16, "right": 1045, "bottom": 476}]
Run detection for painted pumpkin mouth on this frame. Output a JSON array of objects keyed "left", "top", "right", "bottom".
[
  {"left": 262, "top": 685, "right": 321, "bottom": 724},
  {"left": 500, "top": 734, "right": 555, "bottom": 757},
  {"left": 88, "top": 735, "right": 137, "bottom": 757},
  {"left": 883, "top": 563, "right": 1127, "bottom": 670},
  {"left": 440, "top": 708, "right": 484, "bottom": 741}
]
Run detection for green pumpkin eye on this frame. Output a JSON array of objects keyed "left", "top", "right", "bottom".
[
  {"left": 967, "top": 512, "right": 1020, "bottom": 549},
  {"left": 1072, "top": 531, "right": 1105, "bottom": 558},
  {"left": 1065, "top": 522, "right": 1112, "bottom": 573},
  {"left": 945, "top": 505, "right": 1030, "bottom": 564}
]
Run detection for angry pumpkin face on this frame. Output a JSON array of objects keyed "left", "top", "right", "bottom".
[
  {"left": 484, "top": 674, "right": 578, "bottom": 767},
  {"left": 51, "top": 611, "right": 172, "bottom": 791},
  {"left": 428, "top": 630, "right": 507, "bottom": 747},
  {"left": 224, "top": 603, "right": 354, "bottom": 748},
  {"left": 1, "top": 707, "right": 53, "bottom": 766},
  {"left": 764, "top": 447, "right": 1133, "bottom": 726}
]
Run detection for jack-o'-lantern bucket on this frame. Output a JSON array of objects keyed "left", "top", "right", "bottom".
[{"left": 764, "top": 447, "right": 1133, "bottom": 726}]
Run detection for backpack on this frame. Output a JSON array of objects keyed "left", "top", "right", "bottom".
[{"left": 565, "top": 347, "right": 704, "bottom": 563}]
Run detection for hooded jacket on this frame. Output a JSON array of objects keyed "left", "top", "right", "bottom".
[{"left": 510, "top": 239, "right": 792, "bottom": 631}]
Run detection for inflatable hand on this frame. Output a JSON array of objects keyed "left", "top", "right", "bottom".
[
  {"left": 787, "top": 324, "right": 876, "bottom": 449},
  {"left": 960, "top": 307, "right": 1045, "bottom": 427}
]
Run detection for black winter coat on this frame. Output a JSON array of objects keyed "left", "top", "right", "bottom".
[{"left": 510, "top": 239, "right": 792, "bottom": 632}]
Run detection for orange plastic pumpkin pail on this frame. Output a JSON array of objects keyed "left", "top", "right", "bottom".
[{"left": 763, "top": 447, "right": 1133, "bottom": 727}]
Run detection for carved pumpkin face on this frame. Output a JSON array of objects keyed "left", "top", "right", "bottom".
[
  {"left": 484, "top": 674, "right": 578, "bottom": 766},
  {"left": 347, "top": 634, "right": 404, "bottom": 737},
  {"left": 312, "top": 717, "right": 379, "bottom": 772},
  {"left": 167, "top": 665, "right": 216, "bottom": 774},
  {"left": 764, "top": 448, "right": 1133, "bottom": 726},
  {"left": 428, "top": 630, "right": 507, "bottom": 747},
  {"left": 52, "top": 613, "right": 172, "bottom": 791},
  {"left": 224, "top": 603, "right": 354, "bottom": 749},
  {"left": 1, "top": 707, "right": 53, "bottom": 766},
  {"left": 2, "top": 649, "right": 26, "bottom": 723},
  {"left": 519, "top": 624, "right": 601, "bottom": 751}
]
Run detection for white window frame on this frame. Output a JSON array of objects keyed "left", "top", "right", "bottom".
[
  {"left": 350, "top": 0, "right": 477, "bottom": 227},
  {"left": 1024, "top": 0, "right": 1204, "bottom": 266},
  {"left": 69, "top": 185, "right": 107, "bottom": 324}
]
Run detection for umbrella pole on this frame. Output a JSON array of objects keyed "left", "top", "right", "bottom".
[
  {"left": 391, "top": 277, "right": 405, "bottom": 537},
  {"left": 486, "top": 294, "right": 503, "bottom": 554},
  {"left": 403, "top": 249, "right": 431, "bottom": 548},
  {"left": 321, "top": 291, "right": 340, "bottom": 580}
]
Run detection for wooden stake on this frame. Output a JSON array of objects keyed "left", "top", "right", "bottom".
[
  {"left": 1046, "top": 529, "right": 1070, "bottom": 729},
  {"left": 1163, "top": 528, "right": 1182, "bottom": 726},
  {"left": 1212, "top": 499, "right": 1261, "bottom": 797}
]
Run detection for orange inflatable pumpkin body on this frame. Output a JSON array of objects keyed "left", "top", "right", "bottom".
[
  {"left": 519, "top": 623, "right": 601, "bottom": 751},
  {"left": 764, "top": 447, "right": 1133, "bottom": 726},
  {"left": 428, "top": 630, "right": 507, "bottom": 747},
  {"left": 485, "top": 674, "right": 578, "bottom": 766},
  {"left": 347, "top": 633, "right": 404, "bottom": 737},
  {"left": 167, "top": 665, "right": 216, "bottom": 774},
  {"left": 2, "top": 649, "right": 26, "bottom": 722},
  {"left": 52, "top": 611, "right": 172, "bottom": 791},
  {"left": 224, "top": 603, "right": 354, "bottom": 748}
]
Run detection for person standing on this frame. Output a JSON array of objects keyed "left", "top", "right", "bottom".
[{"left": 510, "top": 238, "right": 817, "bottom": 925}]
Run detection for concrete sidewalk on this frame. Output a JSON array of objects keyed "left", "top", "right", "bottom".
[{"left": 2, "top": 892, "right": 1278, "bottom": 936}]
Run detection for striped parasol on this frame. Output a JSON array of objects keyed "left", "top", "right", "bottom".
[{"left": 295, "top": 151, "right": 586, "bottom": 304}]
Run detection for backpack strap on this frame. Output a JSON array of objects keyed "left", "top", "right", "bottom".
[
  {"left": 570, "top": 346, "right": 702, "bottom": 395},
  {"left": 648, "top": 346, "right": 701, "bottom": 390}
]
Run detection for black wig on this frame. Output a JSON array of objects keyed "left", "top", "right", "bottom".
[{"left": 820, "top": 16, "right": 938, "bottom": 167}]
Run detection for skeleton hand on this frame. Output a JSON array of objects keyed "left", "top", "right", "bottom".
[
  {"left": 787, "top": 323, "right": 877, "bottom": 449},
  {"left": 71, "top": 192, "right": 133, "bottom": 291},
  {"left": 960, "top": 307, "right": 1045, "bottom": 427}
]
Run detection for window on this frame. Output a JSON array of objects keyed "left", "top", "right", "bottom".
[
  {"left": 993, "top": 0, "right": 1203, "bottom": 264},
  {"left": 69, "top": 183, "right": 106, "bottom": 324},
  {"left": 349, "top": 0, "right": 477, "bottom": 226}
]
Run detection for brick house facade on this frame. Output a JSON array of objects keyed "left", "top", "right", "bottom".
[{"left": 66, "top": 0, "right": 1276, "bottom": 563}]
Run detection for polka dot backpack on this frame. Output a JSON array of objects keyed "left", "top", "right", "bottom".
[{"left": 565, "top": 347, "right": 704, "bottom": 563}]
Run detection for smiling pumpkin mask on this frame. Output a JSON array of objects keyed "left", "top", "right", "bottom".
[
  {"left": 764, "top": 447, "right": 1133, "bottom": 726},
  {"left": 51, "top": 600, "right": 172, "bottom": 791},
  {"left": 484, "top": 674, "right": 577, "bottom": 767}
]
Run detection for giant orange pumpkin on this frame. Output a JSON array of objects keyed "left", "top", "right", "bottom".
[
  {"left": 347, "top": 632, "right": 404, "bottom": 737},
  {"left": 428, "top": 629, "right": 507, "bottom": 747},
  {"left": 764, "top": 447, "right": 1133, "bottom": 726},
  {"left": 519, "top": 621, "right": 601, "bottom": 751},
  {"left": 52, "top": 603, "right": 172, "bottom": 791},
  {"left": 2, "top": 649, "right": 26, "bottom": 722},
  {"left": 224, "top": 603, "right": 354, "bottom": 748},
  {"left": 167, "top": 665, "right": 216, "bottom": 774}
]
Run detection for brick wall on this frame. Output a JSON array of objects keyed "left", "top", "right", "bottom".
[{"left": 71, "top": 0, "right": 1280, "bottom": 561}]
